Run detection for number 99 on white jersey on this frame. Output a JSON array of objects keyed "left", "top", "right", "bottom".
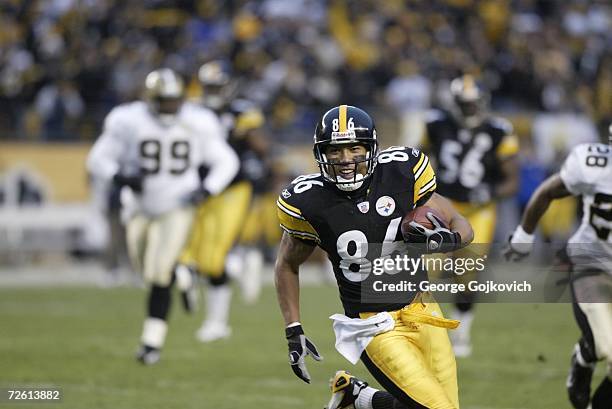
[{"left": 88, "top": 101, "right": 233, "bottom": 216}]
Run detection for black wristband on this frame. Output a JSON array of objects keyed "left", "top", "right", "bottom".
[
  {"left": 285, "top": 325, "right": 304, "bottom": 339},
  {"left": 113, "top": 173, "right": 142, "bottom": 192}
]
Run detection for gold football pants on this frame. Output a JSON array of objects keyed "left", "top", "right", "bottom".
[
  {"left": 360, "top": 293, "right": 460, "bottom": 408},
  {"left": 451, "top": 201, "right": 496, "bottom": 248},
  {"left": 239, "top": 191, "right": 282, "bottom": 246},
  {"left": 180, "top": 181, "right": 252, "bottom": 277},
  {"left": 540, "top": 196, "right": 577, "bottom": 238},
  {"left": 453, "top": 201, "right": 496, "bottom": 285}
]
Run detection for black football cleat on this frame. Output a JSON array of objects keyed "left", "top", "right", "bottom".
[{"left": 566, "top": 344, "right": 594, "bottom": 409}]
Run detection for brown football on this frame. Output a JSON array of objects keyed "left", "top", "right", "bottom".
[{"left": 401, "top": 206, "right": 448, "bottom": 239}]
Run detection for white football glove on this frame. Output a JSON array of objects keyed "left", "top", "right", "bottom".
[{"left": 503, "top": 225, "right": 535, "bottom": 262}]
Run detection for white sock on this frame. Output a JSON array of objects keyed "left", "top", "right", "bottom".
[
  {"left": 203, "top": 284, "right": 232, "bottom": 328},
  {"left": 175, "top": 264, "right": 193, "bottom": 291},
  {"left": 451, "top": 309, "right": 474, "bottom": 341},
  {"left": 241, "top": 248, "right": 263, "bottom": 303},
  {"left": 141, "top": 317, "right": 168, "bottom": 348},
  {"left": 224, "top": 247, "right": 244, "bottom": 280},
  {"left": 355, "top": 386, "right": 377, "bottom": 409}
]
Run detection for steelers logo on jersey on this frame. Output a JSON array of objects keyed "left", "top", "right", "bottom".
[{"left": 376, "top": 196, "right": 396, "bottom": 216}]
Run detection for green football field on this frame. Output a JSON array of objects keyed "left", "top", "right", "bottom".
[{"left": 0, "top": 285, "right": 607, "bottom": 409}]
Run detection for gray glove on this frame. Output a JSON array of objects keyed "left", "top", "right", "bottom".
[
  {"left": 285, "top": 324, "right": 323, "bottom": 384},
  {"left": 407, "top": 212, "right": 462, "bottom": 253}
]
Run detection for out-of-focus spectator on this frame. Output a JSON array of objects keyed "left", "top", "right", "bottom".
[
  {"left": 532, "top": 110, "right": 599, "bottom": 171},
  {"left": 34, "top": 78, "right": 84, "bottom": 140},
  {"left": 385, "top": 60, "right": 432, "bottom": 147},
  {"left": 530, "top": 95, "right": 599, "bottom": 243},
  {"left": 0, "top": 0, "right": 609, "bottom": 143}
]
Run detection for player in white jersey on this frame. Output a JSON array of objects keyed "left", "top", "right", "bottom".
[
  {"left": 87, "top": 68, "right": 239, "bottom": 364},
  {"left": 505, "top": 130, "right": 612, "bottom": 409}
]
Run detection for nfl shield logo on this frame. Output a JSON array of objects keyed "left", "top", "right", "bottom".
[{"left": 357, "top": 202, "right": 370, "bottom": 214}]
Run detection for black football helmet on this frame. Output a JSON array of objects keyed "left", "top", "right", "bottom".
[
  {"left": 449, "top": 74, "right": 488, "bottom": 128},
  {"left": 313, "top": 105, "right": 378, "bottom": 191}
]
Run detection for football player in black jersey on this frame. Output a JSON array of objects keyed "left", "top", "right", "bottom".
[
  {"left": 176, "top": 60, "right": 269, "bottom": 342},
  {"left": 423, "top": 75, "right": 519, "bottom": 357},
  {"left": 275, "top": 105, "right": 473, "bottom": 409},
  {"left": 200, "top": 59, "right": 272, "bottom": 304}
]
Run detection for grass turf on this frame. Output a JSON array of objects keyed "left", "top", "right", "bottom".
[{"left": 0, "top": 285, "right": 604, "bottom": 409}]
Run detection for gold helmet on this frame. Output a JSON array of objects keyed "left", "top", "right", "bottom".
[{"left": 144, "top": 68, "right": 185, "bottom": 119}]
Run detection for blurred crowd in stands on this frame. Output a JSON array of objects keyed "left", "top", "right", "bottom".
[{"left": 0, "top": 0, "right": 610, "bottom": 143}]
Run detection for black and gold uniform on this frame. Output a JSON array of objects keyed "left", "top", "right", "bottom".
[
  {"left": 278, "top": 147, "right": 435, "bottom": 316},
  {"left": 278, "top": 110, "right": 460, "bottom": 409},
  {"left": 220, "top": 99, "right": 269, "bottom": 189},
  {"left": 426, "top": 109, "right": 517, "bottom": 206},
  {"left": 180, "top": 99, "right": 265, "bottom": 277},
  {"left": 220, "top": 99, "right": 278, "bottom": 248},
  {"left": 427, "top": 110, "right": 517, "bottom": 200},
  {"left": 424, "top": 78, "right": 518, "bottom": 244},
  {"left": 423, "top": 75, "right": 519, "bottom": 359},
  {"left": 425, "top": 109, "right": 517, "bottom": 273}
]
